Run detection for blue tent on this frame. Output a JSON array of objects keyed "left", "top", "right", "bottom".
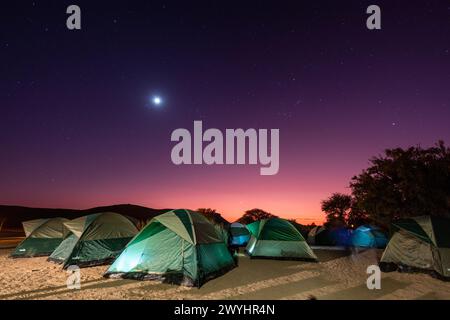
[
  {"left": 230, "top": 222, "right": 251, "bottom": 246},
  {"left": 329, "top": 227, "right": 353, "bottom": 246},
  {"left": 351, "top": 225, "right": 387, "bottom": 248}
]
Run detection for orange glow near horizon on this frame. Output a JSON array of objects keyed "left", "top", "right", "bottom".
[
  {"left": 0, "top": 141, "right": 366, "bottom": 226},
  {"left": 6, "top": 172, "right": 347, "bottom": 225}
]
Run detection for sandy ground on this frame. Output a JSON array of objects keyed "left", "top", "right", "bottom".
[{"left": 1, "top": 247, "right": 450, "bottom": 300}]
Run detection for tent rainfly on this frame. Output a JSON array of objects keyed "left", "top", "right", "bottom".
[
  {"left": 307, "top": 226, "right": 334, "bottom": 246},
  {"left": 380, "top": 216, "right": 450, "bottom": 279},
  {"left": 11, "top": 218, "right": 68, "bottom": 258},
  {"left": 48, "top": 212, "right": 138, "bottom": 268},
  {"left": 245, "top": 218, "right": 318, "bottom": 261},
  {"left": 104, "top": 209, "right": 236, "bottom": 287},
  {"left": 330, "top": 227, "right": 353, "bottom": 246},
  {"left": 351, "top": 225, "right": 387, "bottom": 248}
]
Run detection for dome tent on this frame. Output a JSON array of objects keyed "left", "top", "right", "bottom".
[
  {"left": 104, "top": 209, "right": 236, "bottom": 287},
  {"left": 11, "top": 218, "right": 68, "bottom": 258},
  {"left": 380, "top": 216, "right": 450, "bottom": 279},
  {"left": 329, "top": 227, "right": 353, "bottom": 246},
  {"left": 245, "top": 218, "right": 318, "bottom": 261},
  {"left": 48, "top": 212, "right": 138, "bottom": 268},
  {"left": 307, "top": 226, "right": 334, "bottom": 246},
  {"left": 351, "top": 225, "right": 387, "bottom": 248},
  {"left": 229, "top": 222, "right": 251, "bottom": 246},
  {"left": 308, "top": 226, "right": 353, "bottom": 246}
]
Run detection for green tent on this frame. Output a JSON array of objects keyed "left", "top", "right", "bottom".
[
  {"left": 48, "top": 212, "right": 138, "bottom": 268},
  {"left": 380, "top": 216, "right": 450, "bottom": 279},
  {"left": 104, "top": 209, "right": 235, "bottom": 287},
  {"left": 11, "top": 218, "right": 68, "bottom": 258},
  {"left": 245, "top": 218, "right": 318, "bottom": 261}
]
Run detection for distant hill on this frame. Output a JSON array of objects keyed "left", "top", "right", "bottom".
[{"left": 0, "top": 204, "right": 172, "bottom": 234}]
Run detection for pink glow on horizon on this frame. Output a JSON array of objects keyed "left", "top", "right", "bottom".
[
  {"left": 0, "top": 164, "right": 355, "bottom": 225},
  {"left": 0, "top": 133, "right": 394, "bottom": 226}
]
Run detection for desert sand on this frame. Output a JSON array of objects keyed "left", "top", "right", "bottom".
[{"left": 1, "top": 247, "right": 450, "bottom": 300}]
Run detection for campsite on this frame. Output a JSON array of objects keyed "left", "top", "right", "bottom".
[
  {"left": 1, "top": 207, "right": 450, "bottom": 300},
  {"left": 1, "top": 1, "right": 450, "bottom": 304},
  {"left": 2, "top": 246, "right": 450, "bottom": 300}
]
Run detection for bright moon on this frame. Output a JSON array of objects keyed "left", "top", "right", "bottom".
[{"left": 152, "top": 96, "right": 162, "bottom": 105}]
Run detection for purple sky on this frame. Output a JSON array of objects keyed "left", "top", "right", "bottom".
[{"left": 1, "top": 1, "right": 450, "bottom": 223}]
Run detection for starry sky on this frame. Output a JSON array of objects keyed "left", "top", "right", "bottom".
[{"left": 1, "top": 1, "right": 450, "bottom": 223}]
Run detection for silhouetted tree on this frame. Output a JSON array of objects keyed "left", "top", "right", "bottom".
[
  {"left": 351, "top": 141, "right": 450, "bottom": 226},
  {"left": 321, "top": 193, "right": 369, "bottom": 228},
  {"left": 237, "top": 208, "right": 277, "bottom": 224},
  {"left": 197, "top": 208, "right": 229, "bottom": 226},
  {"left": 346, "top": 206, "right": 370, "bottom": 228},
  {"left": 321, "top": 193, "right": 352, "bottom": 227}
]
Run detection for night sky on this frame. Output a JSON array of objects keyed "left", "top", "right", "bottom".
[{"left": 1, "top": 1, "right": 450, "bottom": 223}]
